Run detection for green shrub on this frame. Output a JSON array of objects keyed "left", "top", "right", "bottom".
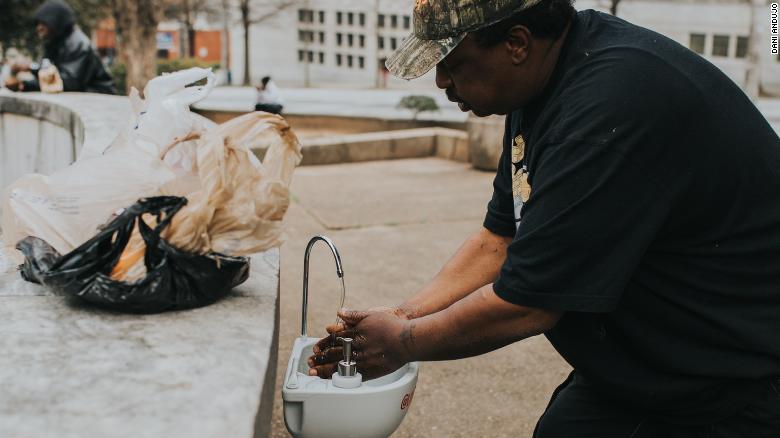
[
  {"left": 397, "top": 95, "right": 440, "bottom": 119},
  {"left": 111, "top": 58, "right": 221, "bottom": 94}
]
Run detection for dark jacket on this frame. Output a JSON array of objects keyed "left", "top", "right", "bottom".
[{"left": 23, "top": 0, "right": 116, "bottom": 94}]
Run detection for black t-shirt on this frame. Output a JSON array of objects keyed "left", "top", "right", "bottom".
[{"left": 484, "top": 10, "right": 780, "bottom": 425}]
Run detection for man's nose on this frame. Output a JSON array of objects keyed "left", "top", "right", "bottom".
[{"left": 435, "top": 64, "right": 452, "bottom": 90}]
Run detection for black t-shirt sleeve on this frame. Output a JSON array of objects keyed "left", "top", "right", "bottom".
[
  {"left": 483, "top": 115, "right": 518, "bottom": 238},
  {"left": 493, "top": 58, "right": 687, "bottom": 313}
]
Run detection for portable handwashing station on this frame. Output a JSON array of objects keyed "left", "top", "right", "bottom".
[{"left": 282, "top": 236, "right": 419, "bottom": 438}]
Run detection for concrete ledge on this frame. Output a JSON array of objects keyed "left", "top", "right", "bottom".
[
  {"left": 0, "top": 91, "right": 132, "bottom": 160},
  {"left": 0, "top": 248, "right": 280, "bottom": 438},
  {"left": 254, "top": 127, "right": 469, "bottom": 166},
  {"left": 0, "top": 91, "right": 280, "bottom": 438}
]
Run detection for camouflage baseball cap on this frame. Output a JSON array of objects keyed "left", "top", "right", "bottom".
[{"left": 387, "top": 0, "right": 542, "bottom": 80}]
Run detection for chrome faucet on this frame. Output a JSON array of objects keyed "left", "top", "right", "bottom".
[{"left": 301, "top": 235, "right": 345, "bottom": 338}]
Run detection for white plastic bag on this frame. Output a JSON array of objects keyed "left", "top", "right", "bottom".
[
  {"left": 1, "top": 68, "right": 216, "bottom": 256},
  {"left": 112, "top": 112, "right": 303, "bottom": 282}
]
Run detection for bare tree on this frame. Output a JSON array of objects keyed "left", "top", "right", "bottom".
[
  {"left": 221, "top": 0, "right": 232, "bottom": 83},
  {"left": 111, "top": 0, "right": 164, "bottom": 93},
  {"left": 609, "top": 0, "right": 622, "bottom": 16},
  {"left": 165, "top": 0, "right": 216, "bottom": 58},
  {"left": 235, "top": 0, "right": 298, "bottom": 85},
  {"left": 744, "top": 0, "right": 762, "bottom": 100}
]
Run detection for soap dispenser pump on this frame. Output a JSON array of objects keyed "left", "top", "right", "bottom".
[{"left": 331, "top": 337, "right": 362, "bottom": 389}]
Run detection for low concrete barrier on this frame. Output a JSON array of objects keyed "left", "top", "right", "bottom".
[
  {"left": 254, "top": 127, "right": 469, "bottom": 166},
  {"left": 0, "top": 91, "right": 280, "bottom": 438}
]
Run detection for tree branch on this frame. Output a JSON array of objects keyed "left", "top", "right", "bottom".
[{"left": 248, "top": 0, "right": 298, "bottom": 24}]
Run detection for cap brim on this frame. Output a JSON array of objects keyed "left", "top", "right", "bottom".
[{"left": 386, "top": 33, "right": 466, "bottom": 80}]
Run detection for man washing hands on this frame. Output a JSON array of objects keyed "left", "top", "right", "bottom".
[
  {"left": 308, "top": 229, "right": 560, "bottom": 381},
  {"left": 310, "top": 0, "right": 780, "bottom": 435}
]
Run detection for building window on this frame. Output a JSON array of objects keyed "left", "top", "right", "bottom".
[
  {"left": 319, "top": 31, "right": 325, "bottom": 44},
  {"left": 358, "top": 56, "right": 365, "bottom": 69},
  {"left": 712, "top": 34, "right": 729, "bottom": 57},
  {"left": 337, "top": 33, "right": 343, "bottom": 46},
  {"left": 403, "top": 15, "right": 411, "bottom": 29},
  {"left": 391, "top": 15, "right": 398, "bottom": 28},
  {"left": 390, "top": 37, "right": 398, "bottom": 50},
  {"left": 337, "top": 12, "right": 343, "bottom": 25},
  {"left": 308, "top": 51, "right": 314, "bottom": 62},
  {"left": 298, "top": 50, "right": 304, "bottom": 62},
  {"left": 298, "top": 9, "right": 314, "bottom": 23},
  {"left": 378, "top": 36, "right": 385, "bottom": 49},
  {"left": 319, "top": 10, "right": 325, "bottom": 24},
  {"left": 359, "top": 13, "right": 366, "bottom": 27},
  {"left": 298, "top": 30, "right": 314, "bottom": 43},
  {"left": 347, "top": 55, "right": 354, "bottom": 68},
  {"left": 378, "top": 14, "right": 385, "bottom": 28},
  {"left": 348, "top": 34, "right": 354, "bottom": 47},
  {"left": 348, "top": 12, "right": 354, "bottom": 26},
  {"left": 359, "top": 35, "right": 365, "bottom": 48},
  {"left": 319, "top": 52, "right": 325, "bottom": 64},
  {"left": 689, "top": 33, "right": 705, "bottom": 55},
  {"left": 336, "top": 54, "right": 342, "bottom": 66},
  {"left": 735, "top": 36, "right": 749, "bottom": 59}
]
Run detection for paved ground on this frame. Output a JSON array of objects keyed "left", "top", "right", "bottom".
[
  {"left": 270, "top": 158, "right": 571, "bottom": 437},
  {"left": 196, "top": 86, "right": 780, "bottom": 135}
]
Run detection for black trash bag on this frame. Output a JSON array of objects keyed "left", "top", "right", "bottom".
[{"left": 16, "top": 196, "right": 250, "bottom": 314}]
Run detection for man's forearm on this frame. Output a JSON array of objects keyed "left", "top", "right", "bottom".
[
  {"left": 403, "top": 284, "right": 561, "bottom": 362},
  {"left": 399, "top": 227, "right": 512, "bottom": 319}
]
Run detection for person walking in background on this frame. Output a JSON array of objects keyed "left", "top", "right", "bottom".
[
  {"left": 3, "top": 0, "right": 115, "bottom": 94},
  {"left": 255, "top": 76, "right": 284, "bottom": 114}
]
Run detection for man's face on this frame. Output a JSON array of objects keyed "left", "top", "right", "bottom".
[
  {"left": 435, "top": 34, "right": 536, "bottom": 117},
  {"left": 36, "top": 22, "right": 50, "bottom": 40}
]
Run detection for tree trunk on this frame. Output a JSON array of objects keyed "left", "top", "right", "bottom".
[
  {"left": 188, "top": 27, "right": 196, "bottom": 58},
  {"left": 610, "top": 0, "right": 621, "bottom": 16},
  {"left": 112, "top": 0, "right": 162, "bottom": 94},
  {"left": 221, "top": 0, "right": 232, "bottom": 84},
  {"left": 241, "top": 1, "right": 251, "bottom": 85},
  {"left": 744, "top": 0, "right": 762, "bottom": 100},
  {"left": 183, "top": 0, "right": 196, "bottom": 58}
]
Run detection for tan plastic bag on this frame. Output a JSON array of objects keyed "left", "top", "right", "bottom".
[{"left": 112, "top": 112, "right": 302, "bottom": 282}]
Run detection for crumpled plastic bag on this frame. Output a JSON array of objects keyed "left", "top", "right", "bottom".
[
  {"left": 3, "top": 67, "right": 303, "bottom": 309},
  {"left": 16, "top": 196, "right": 250, "bottom": 313},
  {"left": 113, "top": 111, "right": 303, "bottom": 282},
  {"left": 1, "top": 67, "right": 217, "bottom": 256}
]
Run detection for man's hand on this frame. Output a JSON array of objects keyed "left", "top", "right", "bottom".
[
  {"left": 4, "top": 76, "right": 23, "bottom": 91},
  {"left": 10, "top": 61, "right": 31, "bottom": 75},
  {"left": 308, "top": 306, "right": 412, "bottom": 379}
]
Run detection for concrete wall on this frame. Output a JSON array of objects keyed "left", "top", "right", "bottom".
[
  {"left": 252, "top": 127, "right": 469, "bottom": 166},
  {"left": 0, "top": 113, "right": 76, "bottom": 191}
]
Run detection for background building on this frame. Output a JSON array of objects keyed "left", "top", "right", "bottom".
[
  {"left": 231, "top": 0, "right": 780, "bottom": 94},
  {"left": 230, "top": 0, "right": 431, "bottom": 89}
]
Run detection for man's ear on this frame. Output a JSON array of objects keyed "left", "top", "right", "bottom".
[{"left": 505, "top": 25, "right": 532, "bottom": 65}]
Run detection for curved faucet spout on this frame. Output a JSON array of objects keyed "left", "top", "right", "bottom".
[{"left": 302, "top": 235, "right": 345, "bottom": 337}]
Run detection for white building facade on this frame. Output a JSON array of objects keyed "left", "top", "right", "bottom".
[
  {"left": 231, "top": 0, "right": 780, "bottom": 95},
  {"left": 230, "top": 0, "right": 435, "bottom": 89}
]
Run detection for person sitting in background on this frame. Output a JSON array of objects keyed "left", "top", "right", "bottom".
[
  {"left": 4, "top": 0, "right": 115, "bottom": 94},
  {"left": 255, "top": 76, "right": 284, "bottom": 114}
]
